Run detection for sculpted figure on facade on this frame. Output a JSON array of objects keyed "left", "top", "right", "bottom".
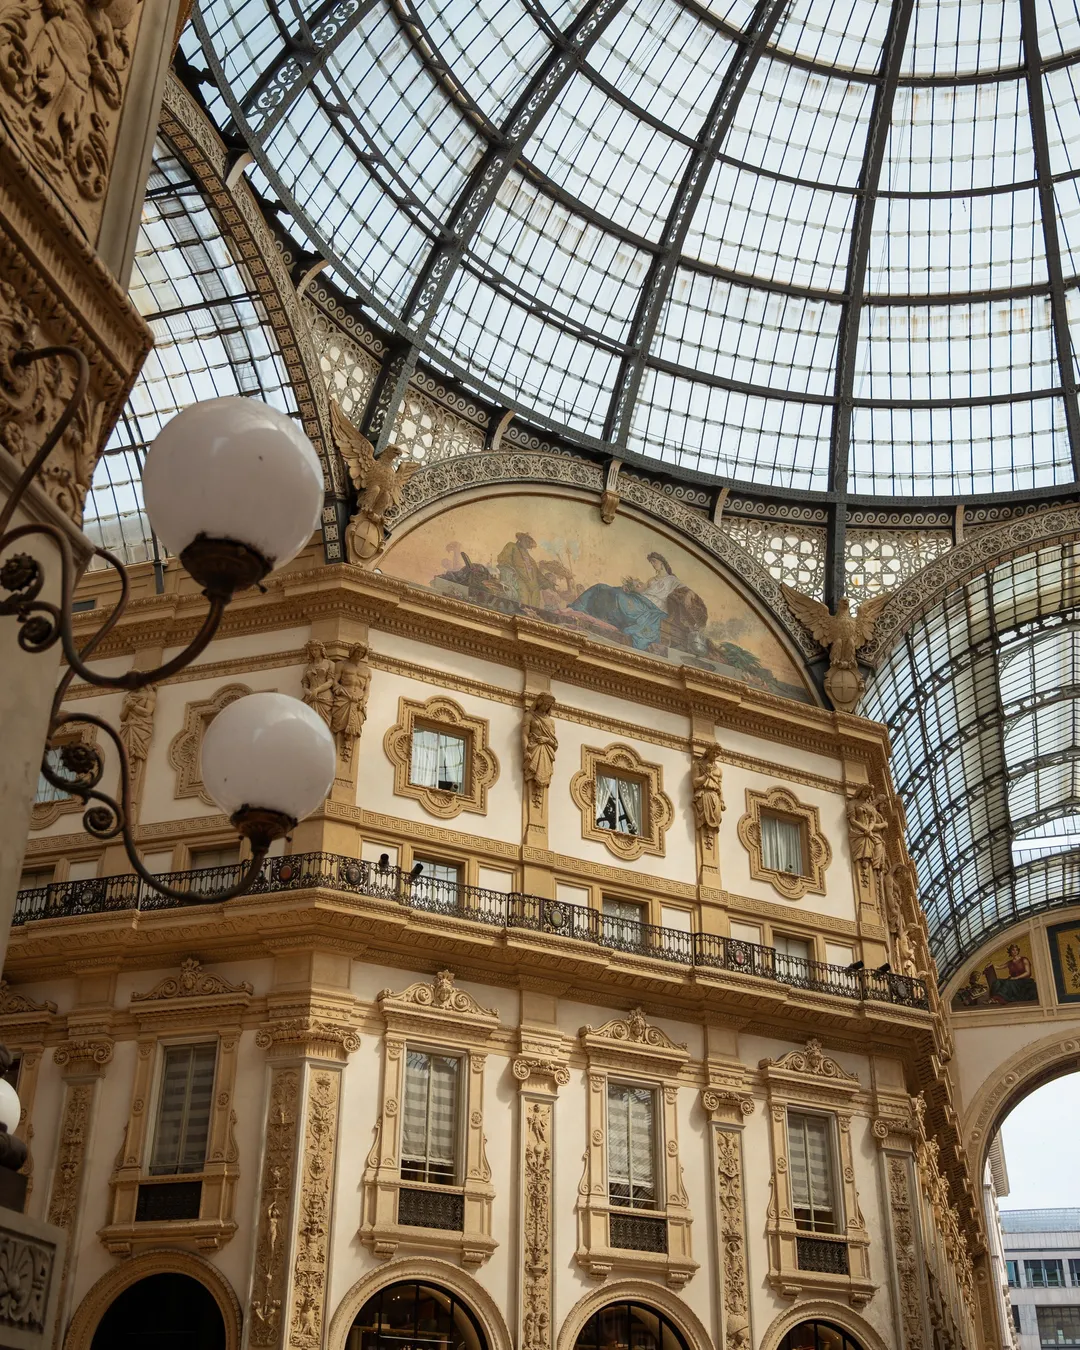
[
  {"left": 522, "top": 692, "right": 557, "bottom": 806},
  {"left": 691, "top": 743, "right": 725, "bottom": 837},
  {"left": 780, "top": 585, "right": 889, "bottom": 712},
  {"left": 301, "top": 641, "right": 336, "bottom": 727},
  {"left": 331, "top": 400, "right": 420, "bottom": 563},
  {"left": 330, "top": 642, "right": 370, "bottom": 763},
  {"left": 846, "top": 783, "right": 889, "bottom": 875},
  {"left": 884, "top": 864, "right": 922, "bottom": 978}
]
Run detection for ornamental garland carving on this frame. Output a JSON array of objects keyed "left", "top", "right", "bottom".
[
  {"left": 888, "top": 1156, "right": 925, "bottom": 1350},
  {"left": 132, "top": 957, "right": 253, "bottom": 1002},
  {"left": 289, "top": 1070, "right": 340, "bottom": 1350},
  {"left": 715, "top": 1130, "right": 751, "bottom": 1350},
  {"left": 251, "top": 1068, "right": 299, "bottom": 1347},
  {"left": 168, "top": 684, "right": 254, "bottom": 805},
  {"left": 522, "top": 1099, "right": 554, "bottom": 1350}
]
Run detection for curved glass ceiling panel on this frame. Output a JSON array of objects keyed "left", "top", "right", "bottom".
[
  {"left": 861, "top": 542, "right": 1080, "bottom": 980},
  {"left": 187, "top": 0, "right": 1080, "bottom": 498}
]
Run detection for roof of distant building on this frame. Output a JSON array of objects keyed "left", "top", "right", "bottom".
[{"left": 1000, "top": 1209, "right": 1080, "bottom": 1233}]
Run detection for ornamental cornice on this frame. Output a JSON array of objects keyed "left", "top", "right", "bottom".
[
  {"left": 0, "top": 981, "right": 57, "bottom": 1017},
  {"left": 758, "top": 1039, "right": 860, "bottom": 1100},
  {"left": 377, "top": 972, "right": 500, "bottom": 1044},
  {"left": 580, "top": 1007, "right": 690, "bottom": 1077},
  {"left": 132, "top": 958, "right": 253, "bottom": 1004},
  {"left": 255, "top": 1017, "right": 360, "bottom": 1062}
]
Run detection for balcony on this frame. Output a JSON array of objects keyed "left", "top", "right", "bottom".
[{"left": 12, "top": 855, "right": 928, "bottom": 1009}]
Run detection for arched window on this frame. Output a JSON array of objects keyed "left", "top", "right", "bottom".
[
  {"left": 347, "top": 1281, "right": 487, "bottom": 1350},
  {"left": 90, "top": 1272, "right": 225, "bottom": 1349},
  {"left": 573, "top": 1302, "right": 689, "bottom": 1350},
  {"left": 778, "top": 1320, "right": 866, "bottom": 1350}
]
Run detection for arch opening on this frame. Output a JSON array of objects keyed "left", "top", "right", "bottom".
[
  {"left": 345, "top": 1280, "right": 488, "bottom": 1350},
  {"left": 89, "top": 1272, "right": 226, "bottom": 1350},
  {"left": 572, "top": 1301, "right": 691, "bottom": 1350},
  {"left": 777, "top": 1321, "right": 866, "bottom": 1350}
]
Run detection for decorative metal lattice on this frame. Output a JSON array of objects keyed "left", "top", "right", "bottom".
[
  {"left": 609, "top": 1213, "right": 669, "bottom": 1254},
  {"left": 397, "top": 1187, "right": 465, "bottom": 1231},
  {"left": 722, "top": 517, "right": 828, "bottom": 599},
  {"left": 796, "top": 1235, "right": 850, "bottom": 1275}
]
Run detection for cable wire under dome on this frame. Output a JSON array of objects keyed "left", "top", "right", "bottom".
[{"left": 183, "top": 0, "right": 1080, "bottom": 500}]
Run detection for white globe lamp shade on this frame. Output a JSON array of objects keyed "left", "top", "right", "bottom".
[
  {"left": 0, "top": 1079, "right": 20, "bottom": 1135},
  {"left": 200, "top": 693, "right": 336, "bottom": 839},
  {"left": 142, "top": 398, "right": 324, "bottom": 589}
]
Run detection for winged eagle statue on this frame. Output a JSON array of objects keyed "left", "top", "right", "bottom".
[
  {"left": 780, "top": 585, "right": 889, "bottom": 713},
  {"left": 330, "top": 400, "right": 421, "bottom": 564}
]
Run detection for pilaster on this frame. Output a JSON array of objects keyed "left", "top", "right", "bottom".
[{"left": 701, "top": 1078, "right": 755, "bottom": 1350}]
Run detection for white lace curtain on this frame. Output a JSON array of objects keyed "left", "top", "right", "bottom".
[
  {"left": 761, "top": 813, "right": 803, "bottom": 874},
  {"left": 596, "top": 773, "right": 642, "bottom": 835},
  {"left": 411, "top": 728, "right": 466, "bottom": 792}
]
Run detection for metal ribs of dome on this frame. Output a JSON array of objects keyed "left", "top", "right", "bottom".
[{"left": 185, "top": 0, "right": 1080, "bottom": 558}]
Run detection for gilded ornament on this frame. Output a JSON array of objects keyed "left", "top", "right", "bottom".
[
  {"left": 780, "top": 584, "right": 889, "bottom": 713},
  {"left": 331, "top": 400, "right": 420, "bottom": 563}
]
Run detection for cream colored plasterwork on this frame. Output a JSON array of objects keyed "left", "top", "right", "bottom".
[
  {"left": 759, "top": 1040, "right": 873, "bottom": 1307},
  {"left": 361, "top": 972, "right": 499, "bottom": 1265},
  {"left": 737, "top": 786, "right": 831, "bottom": 900},
  {"left": 570, "top": 744, "right": 674, "bottom": 862},
  {"left": 575, "top": 1009, "right": 696, "bottom": 1287},
  {"left": 515, "top": 1048, "right": 569, "bottom": 1350},
  {"left": 251, "top": 1067, "right": 300, "bottom": 1347},
  {"left": 168, "top": 683, "right": 253, "bottom": 805},
  {"left": 701, "top": 1088, "right": 755, "bottom": 1350},
  {"left": 99, "top": 958, "right": 251, "bottom": 1255},
  {"left": 384, "top": 695, "right": 499, "bottom": 819},
  {"left": 289, "top": 1068, "right": 341, "bottom": 1350}
]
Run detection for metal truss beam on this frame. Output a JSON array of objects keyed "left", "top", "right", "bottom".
[
  {"left": 601, "top": 0, "right": 791, "bottom": 448},
  {"left": 1019, "top": 0, "right": 1080, "bottom": 479},
  {"left": 824, "top": 0, "right": 914, "bottom": 607}
]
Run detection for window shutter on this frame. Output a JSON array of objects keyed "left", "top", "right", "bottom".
[
  {"left": 151, "top": 1043, "right": 217, "bottom": 1175},
  {"left": 403, "top": 1051, "right": 431, "bottom": 1162}
]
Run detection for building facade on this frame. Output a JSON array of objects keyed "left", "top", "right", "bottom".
[
  {"left": 1003, "top": 1210, "right": 1080, "bottom": 1350},
  {"left": 6, "top": 497, "right": 986, "bottom": 1350}
]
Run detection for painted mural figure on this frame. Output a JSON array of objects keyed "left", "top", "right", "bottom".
[
  {"left": 498, "top": 532, "right": 546, "bottom": 608},
  {"left": 986, "top": 943, "right": 1037, "bottom": 1004},
  {"left": 568, "top": 552, "right": 706, "bottom": 653},
  {"left": 951, "top": 935, "right": 1039, "bottom": 1009}
]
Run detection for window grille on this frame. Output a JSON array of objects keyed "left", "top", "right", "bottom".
[
  {"left": 401, "top": 1051, "right": 460, "bottom": 1184},
  {"left": 796, "top": 1236, "right": 850, "bottom": 1274},
  {"left": 788, "top": 1111, "right": 838, "bottom": 1233},
  {"left": 410, "top": 728, "right": 466, "bottom": 793},
  {"left": 609, "top": 1213, "right": 668, "bottom": 1252},
  {"left": 397, "top": 1187, "right": 464, "bottom": 1231},
  {"left": 607, "top": 1082, "right": 657, "bottom": 1210},
  {"left": 135, "top": 1180, "right": 202, "bottom": 1222},
  {"left": 150, "top": 1044, "right": 217, "bottom": 1175}
]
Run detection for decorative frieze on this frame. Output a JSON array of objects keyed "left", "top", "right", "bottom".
[
  {"left": 288, "top": 1070, "right": 340, "bottom": 1350},
  {"left": 887, "top": 1156, "right": 925, "bottom": 1350},
  {"left": 522, "top": 1099, "right": 555, "bottom": 1350}
]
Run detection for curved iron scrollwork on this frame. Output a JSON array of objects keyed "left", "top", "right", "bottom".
[{"left": 1, "top": 347, "right": 284, "bottom": 905}]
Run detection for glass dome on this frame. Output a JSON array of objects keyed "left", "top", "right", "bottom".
[{"left": 184, "top": 0, "right": 1080, "bottom": 500}]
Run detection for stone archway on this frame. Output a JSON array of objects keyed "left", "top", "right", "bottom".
[
  {"left": 64, "top": 1249, "right": 241, "bottom": 1350},
  {"left": 555, "top": 1280, "right": 717, "bottom": 1350},
  {"left": 757, "top": 1302, "right": 892, "bottom": 1350}
]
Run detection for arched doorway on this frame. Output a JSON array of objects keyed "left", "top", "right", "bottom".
[
  {"left": 572, "top": 1302, "right": 690, "bottom": 1350},
  {"left": 777, "top": 1321, "right": 865, "bottom": 1350},
  {"left": 90, "top": 1273, "right": 225, "bottom": 1349},
  {"left": 346, "top": 1281, "right": 487, "bottom": 1350}
]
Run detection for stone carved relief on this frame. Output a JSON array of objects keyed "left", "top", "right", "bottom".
[
  {"left": 168, "top": 684, "right": 252, "bottom": 805},
  {"left": 302, "top": 639, "right": 371, "bottom": 762},
  {"left": 522, "top": 693, "right": 558, "bottom": 809},
  {"left": 383, "top": 694, "right": 499, "bottom": 819},
  {"left": 581, "top": 1007, "right": 686, "bottom": 1053},
  {"left": 255, "top": 1018, "right": 360, "bottom": 1060},
  {"left": 691, "top": 743, "right": 725, "bottom": 860},
  {"left": 0, "top": 0, "right": 144, "bottom": 231},
  {"left": 759, "top": 1039, "right": 859, "bottom": 1084},
  {"left": 289, "top": 1070, "right": 339, "bottom": 1350},
  {"left": 570, "top": 743, "right": 674, "bottom": 862},
  {"left": 0, "top": 981, "right": 55, "bottom": 1015},
  {"left": 251, "top": 1068, "right": 299, "bottom": 1347},
  {"left": 331, "top": 399, "right": 421, "bottom": 563},
  {"left": 715, "top": 1130, "right": 751, "bottom": 1350},
  {"left": 780, "top": 585, "right": 889, "bottom": 712},
  {"left": 378, "top": 970, "right": 498, "bottom": 1020},
  {"left": 132, "top": 956, "right": 253, "bottom": 1002},
  {"left": 0, "top": 1224, "right": 55, "bottom": 1336},
  {"left": 522, "top": 1100, "right": 553, "bottom": 1350},
  {"left": 888, "top": 1156, "right": 924, "bottom": 1350},
  {"left": 118, "top": 686, "right": 155, "bottom": 764},
  {"left": 46, "top": 1082, "right": 92, "bottom": 1232},
  {"left": 846, "top": 785, "right": 888, "bottom": 876}
]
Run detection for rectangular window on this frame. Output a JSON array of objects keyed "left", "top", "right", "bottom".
[
  {"left": 412, "top": 859, "right": 461, "bottom": 908},
  {"left": 596, "top": 772, "right": 643, "bottom": 836},
  {"left": 788, "top": 1110, "right": 838, "bottom": 1233},
  {"left": 150, "top": 1044, "right": 217, "bottom": 1176},
  {"left": 401, "top": 1050, "right": 461, "bottom": 1184},
  {"left": 761, "top": 812, "right": 806, "bottom": 876},
  {"left": 35, "top": 745, "right": 74, "bottom": 805},
  {"left": 1071, "top": 1259, "right": 1080, "bottom": 1287},
  {"left": 1037, "top": 1306, "right": 1080, "bottom": 1346},
  {"left": 775, "top": 933, "right": 813, "bottom": 979},
  {"left": 1012, "top": 1307, "right": 1022, "bottom": 1334},
  {"left": 607, "top": 1082, "right": 658, "bottom": 1210},
  {"left": 602, "top": 897, "right": 648, "bottom": 948},
  {"left": 410, "top": 728, "right": 466, "bottom": 793},
  {"left": 1007, "top": 1260, "right": 1021, "bottom": 1287},
  {"left": 17, "top": 867, "right": 52, "bottom": 892},
  {"left": 1026, "top": 1259, "right": 1066, "bottom": 1288}
]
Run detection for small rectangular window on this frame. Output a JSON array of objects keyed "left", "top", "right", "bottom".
[
  {"left": 1011, "top": 1307, "right": 1021, "bottom": 1334},
  {"left": 787, "top": 1110, "right": 838, "bottom": 1233},
  {"left": 607, "top": 1082, "right": 658, "bottom": 1210},
  {"left": 402, "top": 1050, "right": 461, "bottom": 1184},
  {"left": 191, "top": 846, "right": 242, "bottom": 870},
  {"left": 1036, "top": 1306, "right": 1080, "bottom": 1346},
  {"left": 602, "top": 897, "right": 647, "bottom": 947},
  {"left": 596, "top": 772, "right": 643, "bottom": 836},
  {"left": 412, "top": 859, "right": 461, "bottom": 907},
  {"left": 761, "top": 813, "right": 806, "bottom": 876},
  {"left": 1026, "top": 1259, "right": 1066, "bottom": 1288},
  {"left": 17, "top": 867, "right": 53, "bottom": 892},
  {"left": 1007, "top": 1259, "right": 1021, "bottom": 1287},
  {"left": 410, "top": 728, "right": 466, "bottom": 793},
  {"left": 774, "top": 933, "right": 813, "bottom": 979},
  {"left": 1071, "top": 1258, "right": 1080, "bottom": 1287},
  {"left": 150, "top": 1044, "right": 217, "bottom": 1176}
]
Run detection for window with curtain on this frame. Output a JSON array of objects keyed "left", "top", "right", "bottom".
[
  {"left": 402, "top": 1050, "right": 461, "bottom": 1184},
  {"left": 761, "top": 813, "right": 805, "bottom": 876},
  {"left": 607, "top": 1082, "right": 658, "bottom": 1210},
  {"left": 1037, "top": 1306, "right": 1080, "bottom": 1346},
  {"left": 1027, "top": 1260, "right": 1066, "bottom": 1288},
  {"left": 410, "top": 728, "right": 467, "bottom": 793},
  {"left": 602, "top": 897, "right": 648, "bottom": 947},
  {"left": 413, "top": 859, "right": 461, "bottom": 907},
  {"left": 596, "top": 772, "right": 643, "bottom": 836},
  {"left": 787, "top": 1110, "right": 838, "bottom": 1232},
  {"left": 150, "top": 1043, "right": 217, "bottom": 1175},
  {"left": 774, "top": 933, "right": 812, "bottom": 979}
]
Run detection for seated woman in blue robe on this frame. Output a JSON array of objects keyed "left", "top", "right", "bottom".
[{"left": 568, "top": 552, "right": 682, "bottom": 651}]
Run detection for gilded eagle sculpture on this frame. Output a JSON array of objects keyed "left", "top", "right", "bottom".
[
  {"left": 330, "top": 400, "right": 421, "bottom": 564},
  {"left": 780, "top": 585, "right": 889, "bottom": 713}
]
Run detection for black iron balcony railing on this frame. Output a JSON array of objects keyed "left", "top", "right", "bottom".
[{"left": 13, "top": 854, "right": 929, "bottom": 1010}]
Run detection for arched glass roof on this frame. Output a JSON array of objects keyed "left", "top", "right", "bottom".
[
  {"left": 183, "top": 0, "right": 1080, "bottom": 500},
  {"left": 861, "top": 539, "right": 1080, "bottom": 982}
]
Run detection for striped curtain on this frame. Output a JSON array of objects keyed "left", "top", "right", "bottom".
[
  {"left": 607, "top": 1082, "right": 657, "bottom": 1208},
  {"left": 150, "top": 1043, "right": 217, "bottom": 1174},
  {"left": 788, "top": 1111, "right": 836, "bottom": 1231},
  {"left": 403, "top": 1050, "right": 460, "bottom": 1182}
]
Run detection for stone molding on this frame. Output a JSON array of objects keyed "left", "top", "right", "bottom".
[
  {"left": 756, "top": 1303, "right": 892, "bottom": 1350},
  {"left": 554, "top": 1280, "right": 717, "bottom": 1350},
  {"left": 962, "top": 1029, "right": 1080, "bottom": 1167},
  {"left": 167, "top": 683, "right": 254, "bottom": 805}
]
